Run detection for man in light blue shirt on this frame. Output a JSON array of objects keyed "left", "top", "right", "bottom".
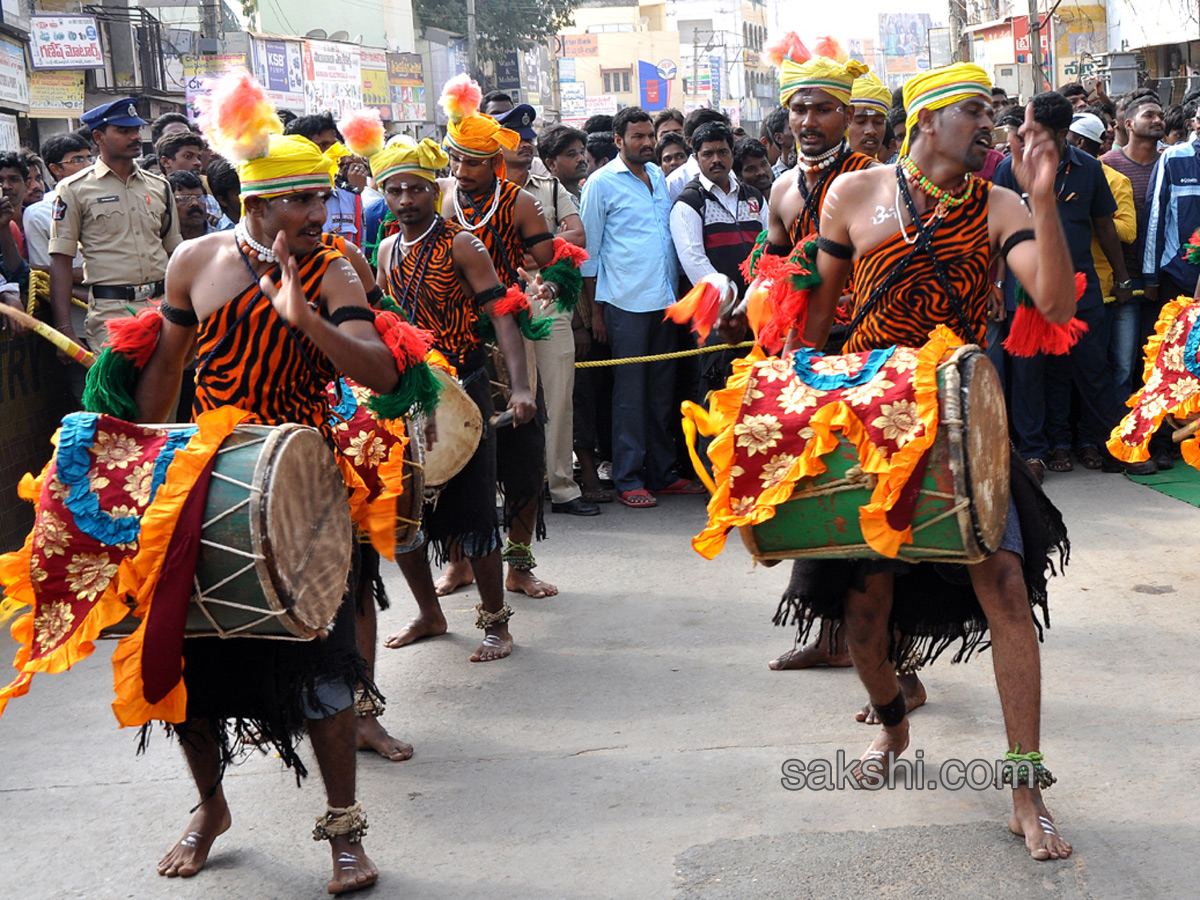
[{"left": 580, "top": 106, "right": 702, "bottom": 507}]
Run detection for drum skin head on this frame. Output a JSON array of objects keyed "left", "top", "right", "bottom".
[
  {"left": 260, "top": 425, "right": 352, "bottom": 633},
  {"left": 423, "top": 368, "right": 483, "bottom": 486},
  {"left": 960, "top": 351, "right": 1010, "bottom": 554}
]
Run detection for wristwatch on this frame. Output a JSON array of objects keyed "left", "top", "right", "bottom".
[{"left": 1116, "top": 279, "right": 1133, "bottom": 289}]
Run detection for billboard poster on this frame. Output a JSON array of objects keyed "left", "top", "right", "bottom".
[
  {"left": 639, "top": 60, "right": 668, "bottom": 111},
  {"left": 28, "top": 15, "right": 104, "bottom": 70},
  {"left": 251, "top": 38, "right": 304, "bottom": 112},
  {"left": 29, "top": 70, "right": 84, "bottom": 118},
  {"left": 183, "top": 54, "right": 246, "bottom": 121},
  {"left": 497, "top": 51, "right": 521, "bottom": 91},
  {"left": 303, "top": 40, "right": 362, "bottom": 119},
  {"left": 388, "top": 52, "right": 427, "bottom": 123},
  {"left": 360, "top": 48, "right": 390, "bottom": 118},
  {"left": 878, "top": 13, "right": 933, "bottom": 75},
  {"left": 0, "top": 38, "right": 28, "bottom": 110}
]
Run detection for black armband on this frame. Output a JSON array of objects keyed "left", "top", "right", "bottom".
[
  {"left": 872, "top": 690, "right": 907, "bottom": 727},
  {"left": 816, "top": 235, "right": 853, "bottom": 260},
  {"left": 328, "top": 305, "right": 377, "bottom": 327},
  {"left": 159, "top": 302, "right": 198, "bottom": 327},
  {"left": 476, "top": 284, "right": 506, "bottom": 305},
  {"left": 364, "top": 285, "right": 385, "bottom": 308},
  {"left": 522, "top": 231, "right": 554, "bottom": 249},
  {"left": 765, "top": 241, "right": 791, "bottom": 257},
  {"left": 1000, "top": 229, "right": 1035, "bottom": 261}
]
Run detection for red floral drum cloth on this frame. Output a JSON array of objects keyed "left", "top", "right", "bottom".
[
  {"left": 693, "top": 326, "right": 962, "bottom": 560},
  {"left": 0, "top": 407, "right": 246, "bottom": 722},
  {"left": 1108, "top": 296, "right": 1200, "bottom": 469}
]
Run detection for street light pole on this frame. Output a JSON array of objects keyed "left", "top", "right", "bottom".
[{"left": 466, "top": 0, "right": 479, "bottom": 80}]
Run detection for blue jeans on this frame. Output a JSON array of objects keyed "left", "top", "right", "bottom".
[
  {"left": 603, "top": 305, "right": 685, "bottom": 493},
  {"left": 1105, "top": 282, "right": 1142, "bottom": 402}
]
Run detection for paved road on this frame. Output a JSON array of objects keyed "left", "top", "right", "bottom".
[{"left": 0, "top": 469, "right": 1196, "bottom": 899}]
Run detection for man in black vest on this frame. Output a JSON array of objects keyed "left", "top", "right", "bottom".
[{"left": 669, "top": 120, "right": 769, "bottom": 394}]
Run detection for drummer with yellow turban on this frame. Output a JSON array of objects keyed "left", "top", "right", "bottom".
[
  {"left": 768, "top": 62, "right": 1079, "bottom": 863},
  {"left": 847, "top": 71, "right": 893, "bottom": 161},
  {"left": 128, "top": 69, "right": 406, "bottom": 895}
]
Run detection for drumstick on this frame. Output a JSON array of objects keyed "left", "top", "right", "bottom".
[
  {"left": 1172, "top": 417, "right": 1200, "bottom": 442},
  {"left": 0, "top": 302, "right": 95, "bottom": 367}
]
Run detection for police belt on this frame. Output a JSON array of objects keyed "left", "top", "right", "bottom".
[{"left": 91, "top": 280, "right": 165, "bottom": 301}]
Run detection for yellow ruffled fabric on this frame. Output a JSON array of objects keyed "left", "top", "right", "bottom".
[
  {"left": 1107, "top": 296, "right": 1200, "bottom": 464},
  {"left": 690, "top": 326, "right": 959, "bottom": 560},
  {"left": 361, "top": 420, "right": 410, "bottom": 561}
]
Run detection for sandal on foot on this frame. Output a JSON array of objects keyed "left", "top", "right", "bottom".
[
  {"left": 1078, "top": 446, "right": 1104, "bottom": 470},
  {"left": 654, "top": 477, "right": 706, "bottom": 495},
  {"left": 1046, "top": 448, "right": 1073, "bottom": 472},
  {"left": 618, "top": 489, "right": 657, "bottom": 508}
]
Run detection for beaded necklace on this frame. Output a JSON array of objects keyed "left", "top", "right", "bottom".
[
  {"left": 453, "top": 180, "right": 502, "bottom": 231},
  {"left": 796, "top": 140, "right": 846, "bottom": 174},
  {"left": 234, "top": 220, "right": 278, "bottom": 264},
  {"left": 399, "top": 215, "right": 440, "bottom": 252},
  {"left": 899, "top": 156, "right": 976, "bottom": 217}
]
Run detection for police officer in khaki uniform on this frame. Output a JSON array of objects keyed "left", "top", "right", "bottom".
[{"left": 49, "top": 97, "right": 182, "bottom": 354}]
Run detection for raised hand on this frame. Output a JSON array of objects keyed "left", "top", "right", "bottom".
[
  {"left": 517, "top": 265, "right": 554, "bottom": 310},
  {"left": 258, "top": 231, "right": 312, "bottom": 326}
]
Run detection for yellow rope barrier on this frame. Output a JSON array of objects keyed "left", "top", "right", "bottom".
[{"left": 574, "top": 340, "right": 756, "bottom": 368}]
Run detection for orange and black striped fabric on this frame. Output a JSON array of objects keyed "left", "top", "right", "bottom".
[
  {"left": 383, "top": 217, "right": 482, "bottom": 359},
  {"left": 193, "top": 246, "right": 341, "bottom": 435},
  {"left": 845, "top": 181, "right": 993, "bottom": 353},
  {"left": 455, "top": 179, "right": 524, "bottom": 286},
  {"left": 322, "top": 232, "right": 348, "bottom": 256},
  {"left": 789, "top": 150, "right": 877, "bottom": 245}
]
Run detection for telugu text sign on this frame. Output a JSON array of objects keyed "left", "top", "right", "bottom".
[
  {"left": 29, "top": 15, "right": 104, "bottom": 70},
  {"left": 29, "top": 70, "right": 84, "bottom": 118},
  {"left": 303, "top": 40, "right": 362, "bottom": 119}
]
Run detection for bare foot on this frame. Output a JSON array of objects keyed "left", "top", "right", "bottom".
[
  {"left": 470, "top": 627, "right": 513, "bottom": 662},
  {"left": 435, "top": 560, "right": 474, "bottom": 596},
  {"left": 157, "top": 798, "right": 231, "bottom": 878},
  {"left": 328, "top": 836, "right": 379, "bottom": 894},
  {"left": 356, "top": 715, "right": 413, "bottom": 761},
  {"left": 768, "top": 643, "right": 853, "bottom": 670},
  {"left": 851, "top": 719, "right": 910, "bottom": 788},
  {"left": 383, "top": 611, "right": 447, "bottom": 649},
  {"left": 857, "top": 673, "right": 927, "bottom": 723},
  {"left": 506, "top": 567, "right": 558, "bottom": 598},
  {"left": 1009, "top": 787, "right": 1072, "bottom": 860}
]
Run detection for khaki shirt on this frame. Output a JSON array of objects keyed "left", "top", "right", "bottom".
[{"left": 48, "top": 157, "right": 181, "bottom": 287}]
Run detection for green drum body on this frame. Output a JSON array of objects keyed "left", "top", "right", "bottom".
[
  {"left": 741, "top": 347, "right": 1010, "bottom": 565},
  {"left": 107, "top": 423, "right": 352, "bottom": 640}
]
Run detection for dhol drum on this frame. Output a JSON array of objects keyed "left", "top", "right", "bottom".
[
  {"left": 734, "top": 345, "right": 1009, "bottom": 565},
  {"left": 328, "top": 378, "right": 425, "bottom": 553},
  {"left": 105, "top": 423, "right": 353, "bottom": 639},
  {"left": 423, "top": 367, "right": 483, "bottom": 488}
]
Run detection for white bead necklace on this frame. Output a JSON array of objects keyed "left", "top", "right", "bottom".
[
  {"left": 234, "top": 221, "right": 278, "bottom": 264},
  {"left": 399, "top": 216, "right": 440, "bottom": 254},
  {"left": 453, "top": 180, "right": 502, "bottom": 231},
  {"left": 796, "top": 141, "right": 845, "bottom": 174}
]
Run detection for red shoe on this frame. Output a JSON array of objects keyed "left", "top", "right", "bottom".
[
  {"left": 654, "top": 478, "right": 706, "bottom": 495},
  {"left": 618, "top": 489, "right": 657, "bottom": 508}
]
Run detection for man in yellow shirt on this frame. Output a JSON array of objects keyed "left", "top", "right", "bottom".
[{"left": 1067, "top": 113, "right": 1139, "bottom": 399}]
